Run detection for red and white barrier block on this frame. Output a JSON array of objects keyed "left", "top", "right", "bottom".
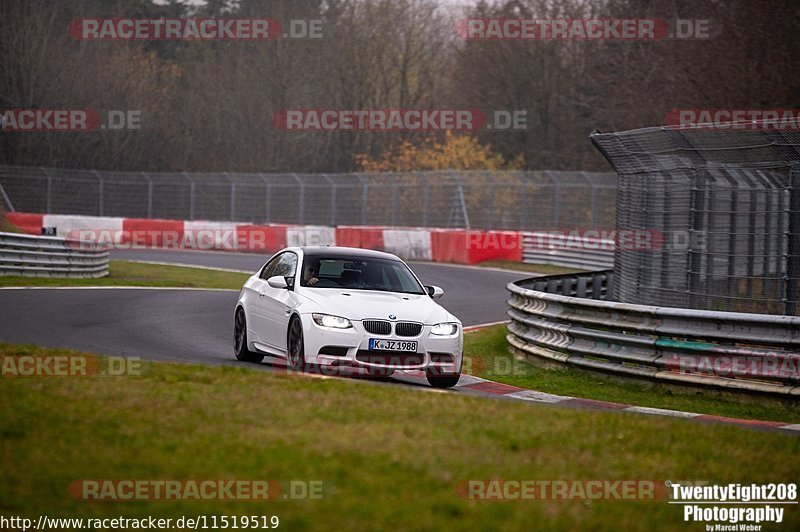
[
  {"left": 382, "top": 229, "right": 432, "bottom": 261},
  {"left": 5, "top": 213, "right": 523, "bottom": 265},
  {"left": 43, "top": 214, "right": 124, "bottom": 241}
]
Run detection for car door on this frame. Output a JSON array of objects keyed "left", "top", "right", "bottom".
[
  {"left": 248, "top": 254, "right": 281, "bottom": 343},
  {"left": 257, "top": 251, "right": 299, "bottom": 351}
]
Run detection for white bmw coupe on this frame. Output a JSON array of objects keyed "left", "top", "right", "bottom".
[{"left": 234, "top": 246, "right": 463, "bottom": 388}]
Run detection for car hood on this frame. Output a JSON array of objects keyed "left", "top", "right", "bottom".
[{"left": 298, "top": 288, "right": 456, "bottom": 324}]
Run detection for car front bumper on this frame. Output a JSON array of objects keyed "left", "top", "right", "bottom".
[{"left": 299, "top": 313, "right": 463, "bottom": 374}]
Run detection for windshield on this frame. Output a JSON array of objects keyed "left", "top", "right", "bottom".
[{"left": 300, "top": 256, "right": 425, "bottom": 295}]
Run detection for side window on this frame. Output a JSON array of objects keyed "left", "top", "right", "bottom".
[
  {"left": 273, "top": 253, "right": 298, "bottom": 279},
  {"left": 259, "top": 254, "right": 282, "bottom": 280}
]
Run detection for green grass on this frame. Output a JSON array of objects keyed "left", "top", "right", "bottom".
[
  {"left": 0, "top": 344, "right": 798, "bottom": 531},
  {"left": 0, "top": 260, "right": 250, "bottom": 289},
  {"left": 3, "top": 259, "right": 797, "bottom": 424},
  {"left": 477, "top": 260, "right": 587, "bottom": 275},
  {"left": 464, "top": 325, "right": 800, "bottom": 424}
]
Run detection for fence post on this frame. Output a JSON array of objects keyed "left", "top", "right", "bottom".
[
  {"left": 141, "top": 172, "right": 153, "bottom": 218},
  {"left": 292, "top": 173, "right": 304, "bottom": 224},
  {"left": 40, "top": 167, "right": 52, "bottom": 213},
  {"left": 786, "top": 165, "right": 800, "bottom": 316},
  {"left": 323, "top": 174, "right": 336, "bottom": 226},
  {"left": 360, "top": 175, "right": 368, "bottom": 226},
  {"left": 422, "top": 173, "right": 429, "bottom": 227},
  {"left": 391, "top": 176, "right": 398, "bottom": 226},
  {"left": 686, "top": 168, "right": 706, "bottom": 309},
  {"left": 485, "top": 172, "right": 495, "bottom": 229},
  {"left": 519, "top": 172, "right": 528, "bottom": 230},
  {"left": 546, "top": 171, "right": 560, "bottom": 228},
  {"left": 447, "top": 171, "right": 470, "bottom": 229},
  {"left": 582, "top": 171, "right": 597, "bottom": 227},
  {"left": 183, "top": 172, "right": 195, "bottom": 220},
  {"left": 92, "top": 170, "right": 104, "bottom": 216},
  {"left": 223, "top": 172, "right": 236, "bottom": 221},
  {"left": 259, "top": 173, "right": 270, "bottom": 224}
]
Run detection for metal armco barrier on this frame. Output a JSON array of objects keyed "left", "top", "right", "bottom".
[
  {"left": 0, "top": 232, "right": 109, "bottom": 278},
  {"left": 522, "top": 232, "right": 614, "bottom": 270},
  {"left": 507, "top": 271, "right": 800, "bottom": 396}
]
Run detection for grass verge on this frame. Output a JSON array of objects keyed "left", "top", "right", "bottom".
[
  {"left": 0, "top": 344, "right": 798, "bottom": 530},
  {"left": 0, "top": 260, "right": 250, "bottom": 289},
  {"left": 464, "top": 325, "right": 800, "bottom": 423}
]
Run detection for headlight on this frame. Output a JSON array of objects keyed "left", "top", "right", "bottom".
[
  {"left": 312, "top": 313, "right": 353, "bottom": 329},
  {"left": 431, "top": 322, "right": 459, "bottom": 336}
]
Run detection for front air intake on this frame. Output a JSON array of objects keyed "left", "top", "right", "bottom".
[
  {"left": 319, "top": 346, "right": 349, "bottom": 357},
  {"left": 395, "top": 322, "right": 422, "bottom": 337},
  {"left": 363, "top": 320, "right": 391, "bottom": 335}
]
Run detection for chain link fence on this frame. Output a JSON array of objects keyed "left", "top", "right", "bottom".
[
  {"left": 592, "top": 124, "right": 800, "bottom": 316},
  {"left": 0, "top": 166, "right": 616, "bottom": 232}
]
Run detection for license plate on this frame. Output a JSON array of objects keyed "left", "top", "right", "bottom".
[{"left": 369, "top": 339, "right": 417, "bottom": 352}]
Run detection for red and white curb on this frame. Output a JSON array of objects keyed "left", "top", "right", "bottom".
[{"left": 395, "top": 370, "right": 800, "bottom": 434}]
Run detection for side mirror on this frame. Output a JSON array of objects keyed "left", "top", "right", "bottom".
[
  {"left": 425, "top": 285, "right": 444, "bottom": 299},
  {"left": 267, "top": 275, "right": 289, "bottom": 289}
]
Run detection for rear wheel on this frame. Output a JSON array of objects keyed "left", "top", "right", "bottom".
[
  {"left": 426, "top": 370, "right": 460, "bottom": 389},
  {"left": 287, "top": 317, "right": 306, "bottom": 371},
  {"left": 234, "top": 307, "right": 263, "bottom": 363}
]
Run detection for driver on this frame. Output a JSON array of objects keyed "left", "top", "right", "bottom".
[{"left": 304, "top": 262, "right": 320, "bottom": 286}]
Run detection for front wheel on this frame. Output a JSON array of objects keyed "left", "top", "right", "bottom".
[
  {"left": 234, "top": 307, "right": 263, "bottom": 363},
  {"left": 287, "top": 317, "right": 307, "bottom": 371},
  {"left": 426, "top": 370, "right": 460, "bottom": 389}
]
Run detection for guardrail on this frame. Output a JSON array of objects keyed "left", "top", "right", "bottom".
[
  {"left": 521, "top": 232, "right": 614, "bottom": 270},
  {"left": 0, "top": 232, "right": 109, "bottom": 278},
  {"left": 506, "top": 271, "right": 800, "bottom": 396}
]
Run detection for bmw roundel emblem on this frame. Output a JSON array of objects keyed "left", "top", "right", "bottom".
[{"left": 388, "top": 314, "right": 397, "bottom": 320}]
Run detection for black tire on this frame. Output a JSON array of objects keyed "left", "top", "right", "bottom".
[
  {"left": 234, "top": 307, "right": 263, "bottom": 363},
  {"left": 366, "top": 367, "right": 395, "bottom": 378},
  {"left": 426, "top": 370, "right": 460, "bottom": 389},
  {"left": 287, "top": 316, "right": 307, "bottom": 371}
]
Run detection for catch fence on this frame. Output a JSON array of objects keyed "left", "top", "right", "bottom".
[{"left": 0, "top": 166, "right": 616, "bottom": 232}]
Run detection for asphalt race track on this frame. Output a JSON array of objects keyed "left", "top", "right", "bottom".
[
  {"left": 4, "top": 250, "right": 799, "bottom": 431},
  {"left": 0, "top": 249, "right": 526, "bottom": 378},
  {"left": 110, "top": 248, "right": 525, "bottom": 326},
  {"left": 0, "top": 288, "right": 238, "bottom": 364}
]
